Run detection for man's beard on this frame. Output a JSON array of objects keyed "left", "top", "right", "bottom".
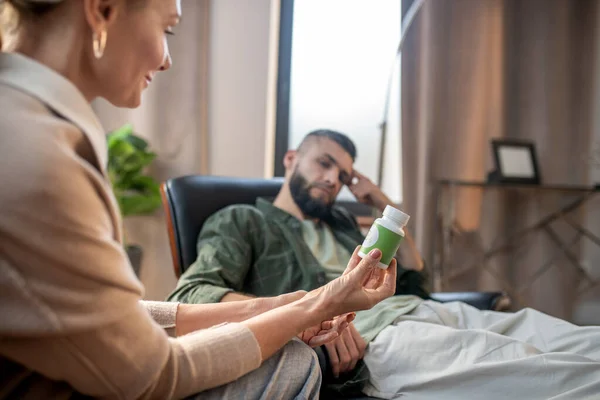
[{"left": 289, "top": 169, "right": 334, "bottom": 220}]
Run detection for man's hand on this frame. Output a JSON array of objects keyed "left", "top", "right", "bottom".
[
  {"left": 348, "top": 170, "right": 394, "bottom": 212},
  {"left": 324, "top": 322, "right": 367, "bottom": 378},
  {"left": 298, "top": 313, "right": 356, "bottom": 347}
]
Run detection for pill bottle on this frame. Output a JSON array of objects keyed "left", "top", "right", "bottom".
[{"left": 358, "top": 205, "right": 410, "bottom": 269}]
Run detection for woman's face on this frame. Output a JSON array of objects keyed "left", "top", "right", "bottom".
[{"left": 95, "top": 0, "right": 181, "bottom": 108}]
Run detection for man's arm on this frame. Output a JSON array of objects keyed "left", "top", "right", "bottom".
[
  {"left": 349, "top": 170, "right": 421, "bottom": 268},
  {"left": 167, "top": 206, "right": 266, "bottom": 304},
  {"left": 222, "top": 292, "right": 255, "bottom": 301}
]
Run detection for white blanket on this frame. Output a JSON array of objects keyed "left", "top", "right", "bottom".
[{"left": 363, "top": 300, "right": 600, "bottom": 399}]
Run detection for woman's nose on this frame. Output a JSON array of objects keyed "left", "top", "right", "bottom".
[{"left": 160, "top": 53, "right": 172, "bottom": 72}]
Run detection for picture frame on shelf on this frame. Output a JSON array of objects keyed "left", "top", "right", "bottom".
[{"left": 488, "top": 139, "right": 541, "bottom": 185}]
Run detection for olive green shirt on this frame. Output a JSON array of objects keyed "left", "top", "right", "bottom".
[
  {"left": 301, "top": 219, "right": 352, "bottom": 281},
  {"left": 167, "top": 198, "right": 429, "bottom": 307}
]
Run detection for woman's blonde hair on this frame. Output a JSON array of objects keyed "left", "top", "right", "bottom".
[
  {"left": 0, "top": 0, "right": 63, "bottom": 50},
  {"left": 0, "top": 2, "right": 6, "bottom": 50}
]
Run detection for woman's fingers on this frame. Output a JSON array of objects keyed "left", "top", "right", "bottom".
[
  {"left": 343, "top": 246, "right": 362, "bottom": 275},
  {"left": 346, "top": 312, "right": 356, "bottom": 324},
  {"left": 327, "top": 247, "right": 396, "bottom": 315},
  {"left": 347, "top": 248, "right": 382, "bottom": 283},
  {"left": 350, "top": 251, "right": 396, "bottom": 306},
  {"left": 364, "top": 266, "right": 382, "bottom": 289},
  {"left": 306, "top": 316, "right": 353, "bottom": 348},
  {"left": 308, "top": 331, "right": 339, "bottom": 347},
  {"left": 320, "top": 312, "right": 355, "bottom": 331},
  {"left": 320, "top": 320, "right": 333, "bottom": 330},
  {"left": 375, "top": 258, "right": 397, "bottom": 297}
]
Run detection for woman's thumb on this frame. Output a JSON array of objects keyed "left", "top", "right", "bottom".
[{"left": 349, "top": 248, "right": 382, "bottom": 279}]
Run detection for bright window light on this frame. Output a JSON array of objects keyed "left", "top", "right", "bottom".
[{"left": 288, "top": 0, "right": 402, "bottom": 203}]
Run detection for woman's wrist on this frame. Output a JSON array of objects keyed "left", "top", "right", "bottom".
[
  {"left": 272, "top": 290, "right": 307, "bottom": 308},
  {"left": 289, "top": 288, "right": 335, "bottom": 328},
  {"left": 175, "top": 303, "right": 193, "bottom": 336}
]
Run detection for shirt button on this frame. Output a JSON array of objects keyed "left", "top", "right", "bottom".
[{"left": 317, "top": 274, "right": 326, "bottom": 285}]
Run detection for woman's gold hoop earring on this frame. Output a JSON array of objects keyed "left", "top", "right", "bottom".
[{"left": 93, "top": 29, "right": 107, "bottom": 59}]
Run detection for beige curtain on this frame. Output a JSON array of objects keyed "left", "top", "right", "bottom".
[
  {"left": 93, "top": 0, "right": 210, "bottom": 300},
  {"left": 402, "top": 0, "right": 599, "bottom": 320}
]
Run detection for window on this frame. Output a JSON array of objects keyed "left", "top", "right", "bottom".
[{"left": 274, "top": 0, "right": 403, "bottom": 204}]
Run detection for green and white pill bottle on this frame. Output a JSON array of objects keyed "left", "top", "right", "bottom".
[{"left": 358, "top": 205, "right": 410, "bottom": 269}]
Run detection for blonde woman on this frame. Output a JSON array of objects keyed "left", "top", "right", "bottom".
[{"left": 0, "top": 0, "right": 397, "bottom": 399}]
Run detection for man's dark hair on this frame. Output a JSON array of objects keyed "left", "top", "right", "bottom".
[{"left": 298, "top": 129, "right": 357, "bottom": 161}]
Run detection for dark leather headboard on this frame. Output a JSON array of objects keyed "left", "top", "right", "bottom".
[{"left": 161, "top": 175, "right": 284, "bottom": 277}]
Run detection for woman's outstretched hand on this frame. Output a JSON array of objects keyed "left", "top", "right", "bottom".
[
  {"left": 306, "top": 246, "right": 397, "bottom": 318},
  {"left": 240, "top": 246, "right": 395, "bottom": 363},
  {"left": 298, "top": 312, "right": 356, "bottom": 347}
]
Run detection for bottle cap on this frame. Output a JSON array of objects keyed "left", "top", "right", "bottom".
[{"left": 383, "top": 205, "right": 410, "bottom": 227}]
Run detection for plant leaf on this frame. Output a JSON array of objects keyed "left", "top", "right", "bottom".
[
  {"left": 119, "top": 193, "right": 162, "bottom": 217},
  {"left": 106, "top": 124, "right": 162, "bottom": 218}
]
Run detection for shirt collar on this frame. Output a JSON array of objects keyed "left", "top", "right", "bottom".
[
  {"left": 256, "top": 197, "right": 302, "bottom": 229},
  {"left": 0, "top": 52, "right": 108, "bottom": 173}
]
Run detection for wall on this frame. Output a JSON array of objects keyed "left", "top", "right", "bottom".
[
  {"left": 575, "top": 1, "right": 600, "bottom": 325},
  {"left": 208, "top": 0, "right": 274, "bottom": 178}
]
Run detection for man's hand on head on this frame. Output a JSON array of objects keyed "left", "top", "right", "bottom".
[{"left": 348, "top": 170, "right": 394, "bottom": 212}]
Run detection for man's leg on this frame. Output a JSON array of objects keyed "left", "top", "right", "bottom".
[
  {"left": 189, "top": 338, "right": 321, "bottom": 399},
  {"left": 363, "top": 319, "right": 600, "bottom": 400},
  {"left": 423, "top": 300, "right": 600, "bottom": 361}
]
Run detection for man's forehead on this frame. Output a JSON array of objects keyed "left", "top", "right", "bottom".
[{"left": 303, "top": 137, "right": 353, "bottom": 164}]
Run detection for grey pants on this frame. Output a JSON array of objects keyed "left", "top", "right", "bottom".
[{"left": 189, "top": 338, "right": 322, "bottom": 399}]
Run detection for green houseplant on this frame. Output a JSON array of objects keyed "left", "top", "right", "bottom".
[{"left": 107, "top": 124, "right": 162, "bottom": 276}]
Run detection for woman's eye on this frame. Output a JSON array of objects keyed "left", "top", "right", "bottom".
[{"left": 319, "top": 160, "right": 331, "bottom": 169}]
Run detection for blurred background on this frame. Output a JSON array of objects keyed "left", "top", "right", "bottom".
[{"left": 94, "top": 0, "right": 600, "bottom": 325}]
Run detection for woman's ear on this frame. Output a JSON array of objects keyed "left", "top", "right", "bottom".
[{"left": 82, "top": 0, "right": 122, "bottom": 33}]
